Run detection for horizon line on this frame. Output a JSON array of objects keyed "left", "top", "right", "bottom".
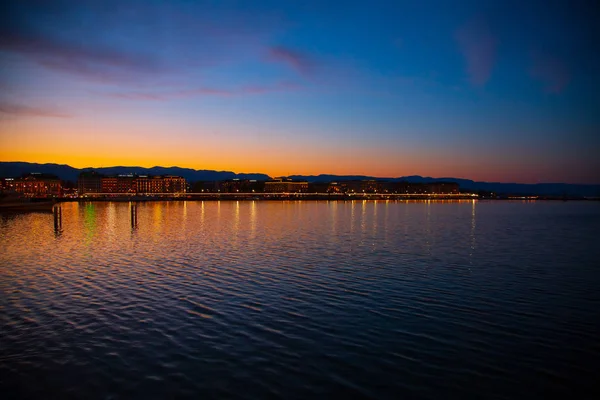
[{"left": 0, "top": 160, "right": 598, "bottom": 186}]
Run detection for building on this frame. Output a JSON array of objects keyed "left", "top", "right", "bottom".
[
  {"left": 378, "top": 181, "right": 426, "bottom": 194},
  {"left": 218, "top": 179, "right": 264, "bottom": 193},
  {"left": 426, "top": 182, "right": 459, "bottom": 194},
  {"left": 100, "top": 175, "right": 136, "bottom": 193},
  {"left": 378, "top": 181, "right": 460, "bottom": 194},
  {"left": 135, "top": 175, "right": 163, "bottom": 193},
  {"left": 1, "top": 178, "right": 16, "bottom": 192},
  {"left": 78, "top": 173, "right": 187, "bottom": 195},
  {"left": 307, "top": 182, "right": 330, "bottom": 193},
  {"left": 327, "top": 180, "right": 380, "bottom": 194},
  {"left": 14, "top": 173, "right": 62, "bottom": 196},
  {"left": 78, "top": 171, "right": 102, "bottom": 195},
  {"left": 320, "top": 180, "right": 460, "bottom": 195},
  {"left": 264, "top": 178, "right": 308, "bottom": 193},
  {"left": 162, "top": 176, "right": 187, "bottom": 193},
  {"left": 135, "top": 175, "right": 186, "bottom": 193},
  {"left": 100, "top": 177, "right": 117, "bottom": 193}
]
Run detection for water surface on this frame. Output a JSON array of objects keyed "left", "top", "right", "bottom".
[{"left": 1, "top": 201, "right": 599, "bottom": 398}]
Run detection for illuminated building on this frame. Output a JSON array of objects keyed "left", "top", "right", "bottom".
[
  {"left": 162, "top": 176, "right": 187, "bottom": 193},
  {"left": 1, "top": 178, "right": 16, "bottom": 192},
  {"left": 324, "top": 180, "right": 460, "bottom": 194},
  {"left": 115, "top": 175, "right": 137, "bottom": 193},
  {"left": 360, "top": 180, "right": 379, "bottom": 193},
  {"left": 135, "top": 175, "right": 162, "bottom": 193},
  {"left": 100, "top": 175, "right": 138, "bottom": 193},
  {"left": 136, "top": 175, "right": 186, "bottom": 193},
  {"left": 219, "top": 179, "right": 264, "bottom": 193},
  {"left": 78, "top": 173, "right": 187, "bottom": 194},
  {"left": 78, "top": 171, "right": 102, "bottom": 194},
  {"left": 425, "top": 182, "right": 459, "bottom": 194},
  {"left": 14, "top": 173, "right": 62, "bottom": 196},
  {"left": 100, "top": 177, "right": 117, "bottom": 193},
  {"left": 264, "top": 177, "right": 308, "bottom": 193},
  {"left": 327, "top": 180, "right": 379, "bottom": 193}
]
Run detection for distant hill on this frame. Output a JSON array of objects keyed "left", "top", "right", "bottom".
[
  {"left": 1, "top": 162, "right": 599, "bottom": 197},
  {"left": 392, "top": 176, "right": 600, "bottom": 197},
  {"left": 0, "top": 162, "right": 82, "bottom": 182},
  {"left": 288, "top": 174, "right": 600, "bottom": 197},
  {"left": 0, "top": 162, "right": 269, "bottom": 183}
]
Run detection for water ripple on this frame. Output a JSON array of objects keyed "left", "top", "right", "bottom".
[{"left": 1, "top": 201, "right": 599, "bottom": 398}]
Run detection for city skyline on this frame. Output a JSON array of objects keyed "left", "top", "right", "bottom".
[{"left": 1, "top": 1, "right": 599, "bottom": 184}]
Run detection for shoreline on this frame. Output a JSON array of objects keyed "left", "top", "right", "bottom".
[{"left": 56, "top": 195, "right": 598, "bottom": 203}]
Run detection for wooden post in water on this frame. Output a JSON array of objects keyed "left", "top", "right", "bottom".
[
  {"left": 130, "top": 202, "right": 138, "bottom": 228},
  {"left": 53, "top": 206, "right": 62, "bottom": 232}
]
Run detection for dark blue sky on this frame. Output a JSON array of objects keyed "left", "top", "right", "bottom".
[{"left": 1, "top": 0, "right": 599, "bottom": 183}]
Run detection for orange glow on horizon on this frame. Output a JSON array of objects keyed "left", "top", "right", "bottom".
[
  {"left": 0, "top": 150, "right": 554, "bottom": 183},
  {"left": 1, "top": 118, "right": 596, "bottom": 184}
]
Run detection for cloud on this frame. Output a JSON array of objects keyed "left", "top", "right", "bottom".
[
  {"left": 0, "top": 28, "right": 164, "bottom": 84},
  {"left": 241, "top": 81, "right": 300, "bottom": 94},
  {"left": 107, "top": 92, "right": 175, "bottom": 101},
  {"left": 107, "top": 81, "right": 301, "bottom": 101},
  {"left": 530, "top": 55, "right": 570, "bottom": 94},
  {"left": 0, "top": 2, "right": 289, "bottom": 86},
  {"left": 0, "top": 102, "right": 71, "bottom": 118},
  {"left": 455, "top": 17, "right": 496, "bottom": 86},
  {"left": 109, "top": 88, "right": 232, "bottom": 101},
  {"left": 267, "top": 46, "right": 314, "bottom": 77}
]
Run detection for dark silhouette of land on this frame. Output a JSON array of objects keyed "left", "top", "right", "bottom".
[{"left": 1, "top": 161, "right": 599, "bottom": 198}]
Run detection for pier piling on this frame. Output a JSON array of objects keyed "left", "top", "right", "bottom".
[
  {"left": 130, "top": 202, "right": 138, "bottom": 228},
  {"left": 53, "top": 206, "right": 62, "bottom": 233}
]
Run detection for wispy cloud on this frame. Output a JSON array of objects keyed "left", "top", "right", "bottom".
[
  {"left": 241, "top": 81, "right": 300, "bottom": 94},
  {"left": 0, "top": 2, "right": 290, "bottom": 87},
  {"left": 107, "top": 81, "right": 300, "bottom": 101},
  {"left": 110, "top": 88, "right": 232, "bottom": 101},
  {"left": 0, "top": 102, "right": 71, "bottom": 118},
  {"left": 0, "top": 28, "right": 164, "bottom": 84},
  {"left": 267, "top": 46, "right": 314, "bottom": 77},
  {"left": 455, "top": 17, "right": 496, "bottom": 86},
  {"left": 530, "top": 54, "right": 570, "bottom": 94}
]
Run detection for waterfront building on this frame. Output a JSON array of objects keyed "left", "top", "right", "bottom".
[
  {"left": 390, "top": 181, "right": 459, "bottom": 194},
  {"left": 162, "top": 176, "right": 187, "bottom": 193},
  {"left": 392, "top": 182, "right": 426, "bottom": 194},
  {"left": 327, "top": 181, "right": 346, "bottom": 193},
  {"left": 100, "top": 177, "right": 117, "bottom": 193},
  {"left": 328, "top": 180, "right": 380, "bottom": 194},
  {"left": 115, "top": 175, "right": 137, "bottom": 193},
  {"left": 100, "top": 175, "right": 137, "bottom": 193},
  {"left": 307, "top": 182, "right": 330, "bottom": 193},
  {"left": 264, "top": 178, "right": 309, "bottom": 193},
  {"left": 78, "top": 171, "right": 102, "bottom": 194},
  {"left": 426, "top": 182, "right": 459, "bottom": 194},
  {"left": 78, "top": 172, "right": 187, "bottom": 195},
  {"left": 14, "top": 173, "right": 62, "bottom": 196},
  {"left": 360, "top": 180, "right": 379, "bottom": 193},
  {"left": 1, "top": 178, "right": 16, "bottom": 192},
  {"left": 196, "top": 181, "right": 220, "bottom": 192},
  {"left": 136, "top": 175, "right": 163, "bottom": 193},
  {"left": 324, "top": 180, "right": 460, "bottom": 195},
  {"left": 136, "top": 175, "right": 186, "bottom": 193},
  {"left": 219, "top": 179, "right": 264, "bottom": 193}
]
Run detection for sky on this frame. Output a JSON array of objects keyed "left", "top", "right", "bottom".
[{"left": 0, "top": 0, "right": 599, "bottom": 183}]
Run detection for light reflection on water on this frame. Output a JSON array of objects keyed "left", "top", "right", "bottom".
[{"left": 1, "top": 200, "right": 599, "bottom": 398}]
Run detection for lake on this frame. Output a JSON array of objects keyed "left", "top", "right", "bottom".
[{"left": 1, "top": 200, "right": 599, "bottom": 398}]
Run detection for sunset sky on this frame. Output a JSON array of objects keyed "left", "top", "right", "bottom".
[{"left": 1, "top": 0, "right": 599, "bottom": 183}]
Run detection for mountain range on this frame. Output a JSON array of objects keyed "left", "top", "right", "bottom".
[
  {"left": 0, "top": 162, "right": 270, "bottom": 183},
  {"left": 1, "top": 162, "right": 599, "bottom": 197}
]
